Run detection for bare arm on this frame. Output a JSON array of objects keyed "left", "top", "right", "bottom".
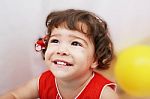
[
  {"left": 101, "top": 86, "right": 119, "bottom": 99},
  {"left": 0, "top": 78, "right": 39, "bottom": 99}
]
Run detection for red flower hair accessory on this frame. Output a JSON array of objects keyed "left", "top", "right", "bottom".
[{"left": 35, "top": 35, "right": 48, "bottom": 52}]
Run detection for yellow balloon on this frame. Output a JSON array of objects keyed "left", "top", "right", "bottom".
[{"left": 114, "top": 45, "right": 150, "bottom": 97}]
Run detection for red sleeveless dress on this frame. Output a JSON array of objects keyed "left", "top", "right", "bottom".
[{"left": 39, "top": 70, "right": 116, "bottom": 99}]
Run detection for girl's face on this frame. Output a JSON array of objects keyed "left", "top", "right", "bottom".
[{"left": 45, "top": 27, "right": 97, "bottom": 80}]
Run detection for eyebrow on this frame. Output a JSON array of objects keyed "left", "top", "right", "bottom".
[
  {"left": 69, "top": 35, "right": 89, "bottom": 45},
  {"left": 50, "top": 34, "right": 88, "bottom": 45}
]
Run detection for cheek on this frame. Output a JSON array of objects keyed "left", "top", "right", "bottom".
[
  {"left": 82, "top": 49, "right": 95, "bottom": 65},
  {"left": 44, "top": 48, "right": 54, "bottom": 60},
  {"left": 73, "top": 48, "right": 92, "bottom": 62},
  {"left": 44, "top": 51, "right": 49, "bottom": 61}
]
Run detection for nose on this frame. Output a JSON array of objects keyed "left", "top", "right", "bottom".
[{"left": 56, "top": 44, "right": 70, "bottom": 56}]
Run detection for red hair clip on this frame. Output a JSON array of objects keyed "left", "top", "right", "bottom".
[{"left": 35, "top": 35, "right": 48, "bottom": 52}]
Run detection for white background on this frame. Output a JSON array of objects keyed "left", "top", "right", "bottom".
[{"left": 0, "top": 0, "right": 150, "bottom": 94}]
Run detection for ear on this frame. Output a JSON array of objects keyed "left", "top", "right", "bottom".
[{"left": 91, "top": 59, "right": 98, "bottom": 69}]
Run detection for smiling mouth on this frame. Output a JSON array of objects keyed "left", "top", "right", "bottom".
[{"left": 53, "top": 60, "right": 73, "bottom": 66}]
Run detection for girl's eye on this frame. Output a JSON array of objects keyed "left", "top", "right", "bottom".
[
  {"left": 50, "top": 39, "right": 59, "bottom": 43},
  {"left": 71, "top": 41, "right": 82, "bottom": 46}
]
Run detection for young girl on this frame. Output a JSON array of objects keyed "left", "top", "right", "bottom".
[{"left": 0, "top": 9, "right": 118, "bottom": 99}]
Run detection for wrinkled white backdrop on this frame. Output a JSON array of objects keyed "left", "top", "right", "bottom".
[{"left": 0, "top": 0, "right": 150, "bottom": 94}]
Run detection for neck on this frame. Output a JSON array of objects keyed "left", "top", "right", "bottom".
[{"left": 55, "top": 71, "right": 94, "bottom": 99}]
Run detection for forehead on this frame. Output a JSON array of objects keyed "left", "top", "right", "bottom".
[
  {"left": 49, "top": 21, "right": 93, "bottom": 41},
  {"left": 53, "top": 21, "right": 89, "bottom": 35},
  {"left": 51, "top": 27, "right": 88, "bottom": 39}
]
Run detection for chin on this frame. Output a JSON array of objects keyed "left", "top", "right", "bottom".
[{"left": 52, "top": 71, "right": 72, "bottom": 79}]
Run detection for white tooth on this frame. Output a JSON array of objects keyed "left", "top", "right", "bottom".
[{"left": 57, "top": 61, "right": 66, "bottom": 65}]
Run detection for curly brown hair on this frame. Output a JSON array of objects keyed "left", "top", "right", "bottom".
[{"left": 39, "top": 9, "right": 114, "bottom": 70}]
